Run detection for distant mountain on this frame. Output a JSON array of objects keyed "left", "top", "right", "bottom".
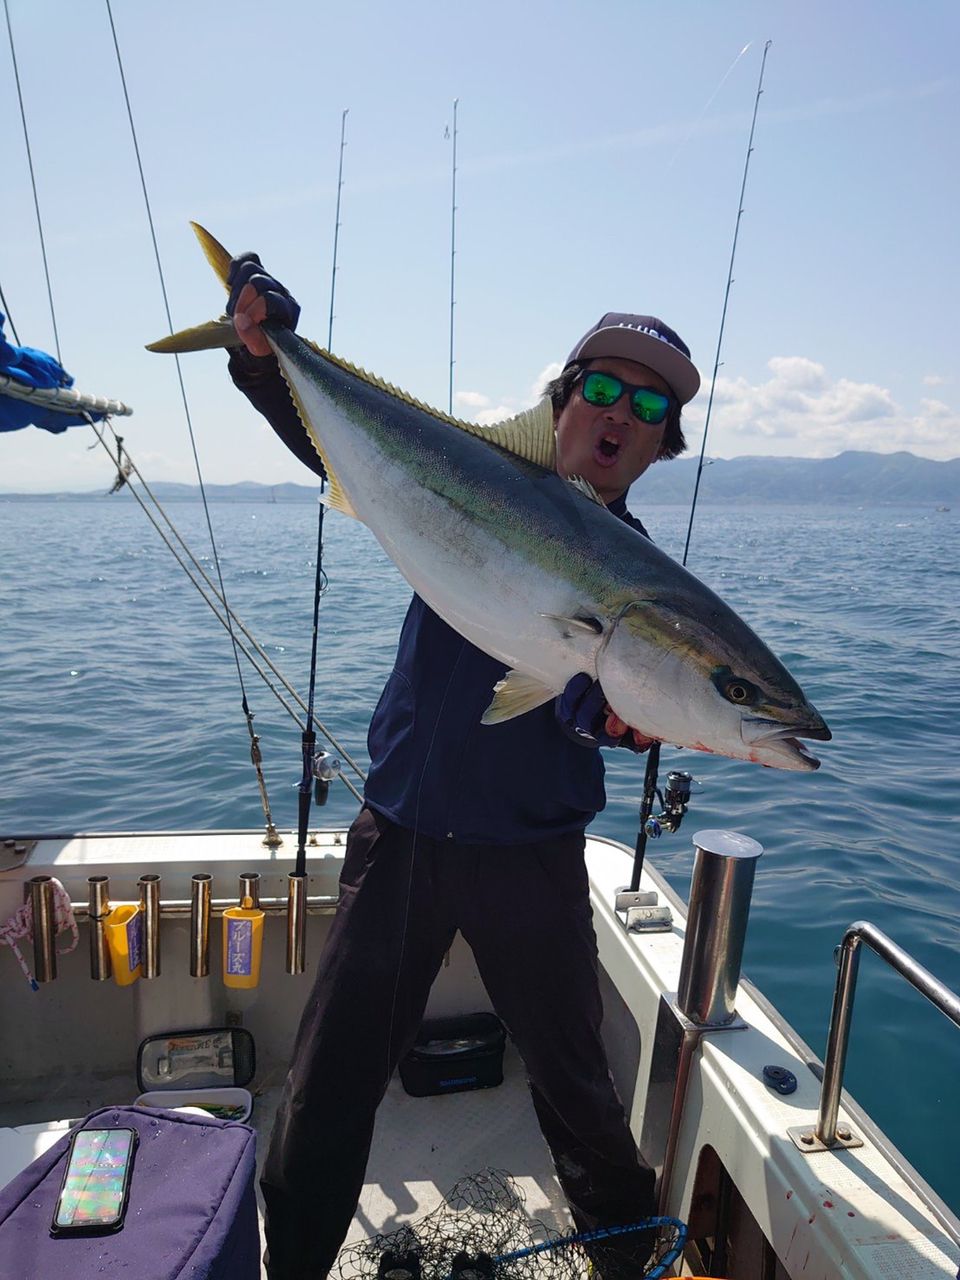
[{"left": 3, "top": 452, "right": 958, "bottom": 506}]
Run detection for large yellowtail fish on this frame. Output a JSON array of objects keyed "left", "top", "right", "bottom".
[{"left": 148, "top": 224, "right": 830, "bottom": 770}]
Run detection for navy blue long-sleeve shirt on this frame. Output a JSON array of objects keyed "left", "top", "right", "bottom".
[{"left": 229, "top": 348, "right": 650, "bottom": 843}]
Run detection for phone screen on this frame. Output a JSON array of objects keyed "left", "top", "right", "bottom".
[{"left": 52, "top": 1127, "right": 137, "bottom": 1232}]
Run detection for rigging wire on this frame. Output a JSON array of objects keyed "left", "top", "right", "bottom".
[
  {"left": 104, "top": 0, "right": 280, "bottom": 838},
  {"left": 3, "top": 0, "right": 61, "bottom": 361}
]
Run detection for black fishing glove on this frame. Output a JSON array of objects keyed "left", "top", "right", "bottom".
[
  {"left": 226, "top": 252, "right": 301, "bottom": 331},
  {"left": 555, "top": 673, "right": 648, "bottom": 751}
]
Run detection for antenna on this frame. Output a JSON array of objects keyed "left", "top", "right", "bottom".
[
  {"left": 448, "top": 98, "right": 459, "bottom": 415},
  {"left": 328, "top": 108, "right": 349, "bottom": 351},
  {"left": 682, "top": 39, "right": 772, "bottom": 566}
]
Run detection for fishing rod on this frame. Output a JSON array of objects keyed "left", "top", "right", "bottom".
[
  {"left": 627, "top": 41, "right": 773, "bottom": 904},
  {"left": 328, "top": 108, "right": 349, "bottom": 350},
  {"left": 447, "top": 97, "right": 459, "bottom": 415}
]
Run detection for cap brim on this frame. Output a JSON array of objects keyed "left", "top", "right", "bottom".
[{"left": 572, "top": 329, "right": 701, "bottom": 405}]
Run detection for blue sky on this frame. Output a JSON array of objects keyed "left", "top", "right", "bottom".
[{"left": 3, "top": 0, "right": 958, "bottom": 491}]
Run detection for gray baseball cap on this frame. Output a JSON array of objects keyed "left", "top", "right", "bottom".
[{"left": 565, "top": 312, "right": 701, "bottom": 405}]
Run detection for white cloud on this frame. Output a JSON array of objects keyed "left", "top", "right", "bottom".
[
  {"left": 692, "top": 357, "right": 958, "bottom": 461},
  {"left": 455, "top": 389, "right": 490, "bottom": 409},
  {"left": 923, "top": 373, "right": 949, "bottom": 387}
]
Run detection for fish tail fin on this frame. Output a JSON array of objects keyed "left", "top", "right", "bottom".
[
  {"left": 190, "top": 222, "right": 233, "bottom": 290},
  {"left": 145, "top": 223, "right": 237, "bottom": 353}
]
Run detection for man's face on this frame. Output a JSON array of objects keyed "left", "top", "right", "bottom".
[{"left": 554, "top": 356, "right": 671, "bottom": 504}]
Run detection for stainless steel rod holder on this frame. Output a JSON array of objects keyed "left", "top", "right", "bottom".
[
  {"left": 87, "top": 876, "right": 112, "bottom": 981},
  {"left": 28, "top": 876, "right": 57, "bottom": 984},
  {"left": 190, "top": 874, "right": 212, "bottom": 978},
  {"left": 138, "top": 874, "right": 161, "bottom": 979},
  {"left": 678, "top": 830, "right": 763, "bottom": 1026},
  {"left": 239, "top": 872, "right": 261, "bottom": 907},
  {"left": 286, "top": 873, "right": 307, "bottom": 975}
]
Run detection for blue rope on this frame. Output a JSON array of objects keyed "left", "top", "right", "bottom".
[{"left": 491, "top": 1216, "right": 687, "bottom": 1279}]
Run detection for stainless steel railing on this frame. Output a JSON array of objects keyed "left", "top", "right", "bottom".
[{"left": 816, "top": 921, "right": 960, "bottom": 1146}]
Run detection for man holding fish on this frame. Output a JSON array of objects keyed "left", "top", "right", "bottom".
[
  {"left": 149, "top": 226, "right": 825, "bottom": 1276},
  {"left": 226, "top": 257, "right": 693, "bottom": 1280}
]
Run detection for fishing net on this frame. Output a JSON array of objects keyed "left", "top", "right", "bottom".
[{"left": 335, "top": 1169, "right": 685, "bottom": 1280}]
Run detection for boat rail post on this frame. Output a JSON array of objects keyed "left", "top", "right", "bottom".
[
  {"left": 642, "top": 830, "right": 762, "bottom": 1214},
  {"left": 286, "top": 873, "right": 306, "bottom": 975},
  {"left": 139, "top": 874, "right": 162, "bottom": 979},
  {"left": 190, "top": 874, "right": 212, "bottom": 978},
  {"left": 28, "top": 875, "right": 57, "bottom": 984},
  {"left": 88, "top": 875, "right": 112, "bottom": 981}
]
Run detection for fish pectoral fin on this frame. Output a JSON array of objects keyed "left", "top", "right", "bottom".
[
  {"left": 565, "top": 475, "right": 604, "bottom": 505},
  {"left": 317, "top": 484, "right": 360, "bottom": 521},
  {"left": 541, "top": 612, "right": 604, "bottom": 637},
  {"left": 146, "top": 317, "right": 240, "bottom": 353},
  {"left": 481, "top": 670, "right": 558, "bottom": 724}
]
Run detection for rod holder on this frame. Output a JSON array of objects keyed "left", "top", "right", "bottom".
[
  {"left": 87, "top": 875, "right": 112, "bottom": 981},
  {"left": 286, "top": 873, "right": 307, "bottom": 975},
  {"left": 190, "top": 874, "right": 212, "bottom": 978},
  {"left": 28, "top": 876, "right": 57, "bottom": 984},
  {"left": 138, "top": 874, "right": 162, "bottom": 979},
  {"left": 239, "top": 872, "right": 261, "bottom": 907},
  {"left": 677, "top": 830, "right": 762, "bottom": 1026}
]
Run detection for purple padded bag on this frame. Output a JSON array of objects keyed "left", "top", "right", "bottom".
[{"left": 0, "top": 1104, "right": 259, "bottom": 1279}]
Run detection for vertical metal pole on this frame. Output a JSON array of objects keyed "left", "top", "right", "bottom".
[
  {"left": 815, "top": 930, "right": 862, "bottom": 1145},
  {"left": 239, "top": 872, "right": 261, "bottom": 907},
  {"left": 28, "top": 876, "right": 57, "bottom": 983},
  {"left": 327, "top": 107, "right": 349, "bottom": 351},
  {"left": 139, "top": 873, "right": 161, "bottom": 979},
  {"left": 677, "top": 830, "right": 763, "bottom": 1026},
  {"left": 286, "top": 873, "right": 306, "bottom": 975},
  {"left": 190, "top": 873, "right": 212, "bottom": 978},
  {"left": 88, "top": 875, "right": 112, "bottom": 981},
  {"left": 447, "top": 97, "right": 459, "bottom": 415}
]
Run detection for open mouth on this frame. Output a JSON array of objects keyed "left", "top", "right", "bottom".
[
  {"left": 741, "top": 717, "right": 832, "bottom": 771},
  {"left": 593, "top": 432, "right": 624, "bottom": 467}
]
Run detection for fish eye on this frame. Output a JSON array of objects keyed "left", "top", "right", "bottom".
[{"left": 712, "top": 667, "right": 760, "bottom": 707}]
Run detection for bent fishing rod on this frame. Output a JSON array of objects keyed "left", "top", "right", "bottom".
[{"left": 628, "top": 40, "right": 773, "bottom": 895}]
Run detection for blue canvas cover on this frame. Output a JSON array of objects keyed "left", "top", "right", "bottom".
[
  {"left": 0, "top": 1104, "right": 260, "bottom": 1279},
  {"left": 0, "top": 312, "right": 107, "bottom": 432}
]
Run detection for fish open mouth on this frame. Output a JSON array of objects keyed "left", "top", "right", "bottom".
[{"left": 741, "top": 717, "right": 832, "bottom": 771}]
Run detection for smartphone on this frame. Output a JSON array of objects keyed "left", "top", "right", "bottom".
[{"left": 50, "top": 1126, "right": 138, "bottom": 1235}]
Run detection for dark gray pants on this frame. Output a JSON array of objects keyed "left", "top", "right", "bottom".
[{"left": 261, "top": 807, "right": 655, "bottom": 1279}]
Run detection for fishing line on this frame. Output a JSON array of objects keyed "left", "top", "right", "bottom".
[
  {"left": 664, "top": 42, "right": 753, "bottom": 172},
  {"left": 104, "top": 0, "right": 281, "bottom": 836},
  {"left": 383, "top": 639, "right": 469, "bottom": 1087},
  {"left": 0, "top": 281, "right": 20, "bottom": 345},
  {"left": 3, "top": 0, "right": 60, "bottom": 361},
  {"left": 83, "top": 414, "right": 366, "bottom": 800}
]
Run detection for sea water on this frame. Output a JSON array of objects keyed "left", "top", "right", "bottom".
[{"left": 1, "top": 494, "right": 958, "bottom": 1212}]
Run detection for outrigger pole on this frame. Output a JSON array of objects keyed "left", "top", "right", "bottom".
[{"left": 629, "top": 41, "right": 773, "bottom": 898}]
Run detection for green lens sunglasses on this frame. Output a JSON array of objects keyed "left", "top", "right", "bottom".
[{"left": 578, "top": 370, "right": 672, "bottom": 425}]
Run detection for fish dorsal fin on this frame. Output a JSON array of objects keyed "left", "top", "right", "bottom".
[
  {"left": 566, "top": 474, "right": 605, "bottom": 505},
  {"left": 481, "top": 669, "right": 558, "bottom": 725}
]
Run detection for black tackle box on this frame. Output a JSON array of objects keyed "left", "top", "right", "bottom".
[{"left": 399, "top": 1012, "right": 506, "bottom": 1097}]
